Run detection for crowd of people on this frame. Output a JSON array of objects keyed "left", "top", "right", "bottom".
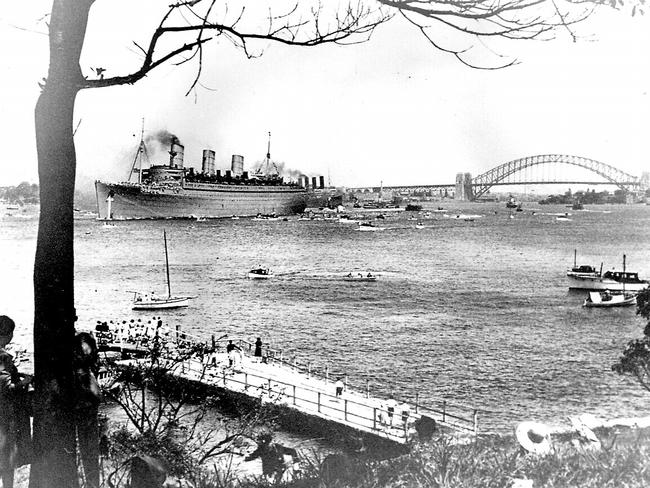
[{"left": 0, "top": 315, "right": 103, "bottom": 488}]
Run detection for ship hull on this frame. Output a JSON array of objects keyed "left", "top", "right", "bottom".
[
  {"left": 95, "top": 181, "right": 307, "bottom": 220},
  {"left": 567, "top": 275, "right": 649, "bottom": 291}
]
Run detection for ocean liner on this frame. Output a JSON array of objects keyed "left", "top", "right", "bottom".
[{"left": 95, "top": 133, "right": 307, "bottom": 220}]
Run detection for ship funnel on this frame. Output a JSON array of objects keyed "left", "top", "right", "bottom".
[
  {"left": 319, "top": 176, "right": 325, "bottom": 189},
  {"left": 202, "top": 150, "right": 215, "bottom": 175},
  {"left": 312, "top": 176, "right": 317, "bottom": 189},
  {"left": 231, "top": 155, "right": 244, "bottom": 176},
  {"left": 169, "top": 139, "right": 184, "bottom": 168}
]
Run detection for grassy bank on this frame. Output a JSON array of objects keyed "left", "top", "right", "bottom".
[{"left": 233, "top": 429, "right": 650, "bottom": 488}]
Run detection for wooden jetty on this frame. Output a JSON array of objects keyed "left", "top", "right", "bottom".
[{"left": 95, "top": 321, "right": 479, "bottom": 445}]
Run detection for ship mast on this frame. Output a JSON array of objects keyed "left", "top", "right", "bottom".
[{"left": 128, "top": 118, "right": 148, "bottom": 183}]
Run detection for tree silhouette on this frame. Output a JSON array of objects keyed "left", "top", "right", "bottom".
[{"left": 32, "top": 1, "right": 611, "bottom": 487}]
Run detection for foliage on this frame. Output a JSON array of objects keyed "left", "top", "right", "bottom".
[
  {"left": 140, "top": 431, "right": 650, "bottom": 488},
  {"left": 613, "top": 289, "right": 650, "bottom": 391},
  {"left": 0, "top": 182, "right": 39, "bottom": 204},
  {"left": 101, "top": 337, "right": 274, "bottom": 484},
  {"left": 637, "top": 288, "right": 650, "bottom": 322}
]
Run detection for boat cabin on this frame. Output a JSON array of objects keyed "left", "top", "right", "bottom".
[
  {"left": 570, "top": 265, "right": 598, "bottom": 274},
  {"left": 602, "top": 271, "right": 645, "bottom": 283}
]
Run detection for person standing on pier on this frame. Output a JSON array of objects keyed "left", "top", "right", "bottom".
[
  {"left": 335, "top": 378, "right": 344, "bottom": 399},
  {"left": 385, "top": 394, "right": 398, "bottom": 427},
  {"left": 226, "top": 340, "right": 241, "bottom": 367},
  {"left": 400, "top": 400, "right": 411, "bottom": 430},
  {"left": 254, "top": 338, "right": 263, "bottom": 362}
]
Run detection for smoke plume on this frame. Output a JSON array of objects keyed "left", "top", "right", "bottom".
[{"left": 145, "top": 129, "right": 181, "bottom": 150}]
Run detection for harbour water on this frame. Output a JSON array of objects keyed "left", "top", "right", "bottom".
[{"left": 2, "top": 202, "right": 650, "bottom": 434}]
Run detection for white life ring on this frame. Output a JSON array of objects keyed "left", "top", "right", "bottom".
[{"left": 515, "top": 421, "right": 553, "bottom": 455}]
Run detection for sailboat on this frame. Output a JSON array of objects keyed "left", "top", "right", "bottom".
[
  {"left": 132, "top": 230, "right": 191, "bottom": 310},
  {"left": 583, "top": 255, "right": 638, "bottom": 308}
]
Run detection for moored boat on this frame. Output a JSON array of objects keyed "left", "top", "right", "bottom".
[
  {"left": 567, "top": 253, "right": 649, "bottom": 291},
  {"left": 583, "top": 291, "right": 637, "bottom": 308}
]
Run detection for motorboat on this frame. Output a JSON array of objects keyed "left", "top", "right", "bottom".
[
  {"left": 357, "top": 222, "right": 384, "bottom": 232},
  {"left": 132, "top": 230, "right": 192, "bottom": 310},
  {"left": 248, "top": 268, "right": 273, "bottom": 279},
  {"left": 343, "top": 273, "right": 378, "bottom": 282},
  {"left": 583, "top": 291, "right": 637, "bottom": 308},
  {"left": 567, "top": 252, "right": 649, "bottom": 291},
  {"left": 338, "top": 215, "right": 359, "bottom": 224},
  {"left": 415, "top": 222, "right": 425, "bottom": 229}
]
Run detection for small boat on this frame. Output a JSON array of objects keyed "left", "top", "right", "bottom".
[
  {"left": 253, "top": 213, "right": 280, "bottom": 221},
  {"left": 248, "top": 268, "right": 273, "bottom": 279},
  {"left": 343, "top": 273, "right": 377, "bottom": 282},
  {"left": 415, "top": 222, "right": 425, "bottom": 229},
  {"left": 505, "top": 195, "right": 518, "bottom": 209},
  {"left": 231, "top": 215, "right": 240, "bottom": 220},
  {"left": 405, "top": 204, "right": 422, "bottom": 212},
  {"left": 583, "top": 291, "right": 637, "bottom": 308},
  {"left": 132, "top": 230, "right": 191, "bottom": 310},
  {"left": 357, "top": 222, "right": 384, "bottom": 232},
  {"left": 556, "top": 216, "right": 571, "bottom": 222},
  {"left": 338, "top": 215, "right": 359, "bottom": 224}
]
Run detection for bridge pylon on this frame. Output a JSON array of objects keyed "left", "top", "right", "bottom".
[{"left": 455, "top": 173, "right": 473, "bottom": 201}]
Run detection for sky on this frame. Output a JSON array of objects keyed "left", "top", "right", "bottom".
[{"left": 0, "top": 1, "right": 649, "bottom": 193}]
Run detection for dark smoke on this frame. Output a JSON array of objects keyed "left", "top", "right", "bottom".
[
  {"left": 145, "top": 129, "right": 181, "bottom": 150},
  {"left": 144, "top": 129, "right": 181, "bottom": 164}
]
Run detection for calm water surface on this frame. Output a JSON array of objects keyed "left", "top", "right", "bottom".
[{"left": 2, "top": 202, "right": 649, "bottom": 433}]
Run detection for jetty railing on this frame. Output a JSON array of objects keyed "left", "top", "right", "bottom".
[{"left": 94, "top": 320, "right": 478, "bottom": 435}]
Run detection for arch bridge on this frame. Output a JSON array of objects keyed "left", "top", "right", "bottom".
[
  {"left": 467, "top": 154, "right": 639, "bottom": 200},
  {"left": 347, "top": 154, "right": 643, "bottom": 200}
]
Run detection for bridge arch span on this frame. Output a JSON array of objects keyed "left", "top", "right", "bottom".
[{"left": 471, "top": 154, "right": 638, "bottom": 200}]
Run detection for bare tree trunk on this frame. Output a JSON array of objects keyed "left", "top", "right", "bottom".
[{"left": 30, "top": 1, "right": 94, "bottom": 487}]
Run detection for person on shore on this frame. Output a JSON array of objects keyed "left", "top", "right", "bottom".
[
  {"left": 335, "top": 378, "right": 344, "bottom": 399},
  {"left": 0, "top": 315, "right": 32, "bottom": 488},
  {"left": 245, "top": 433, "right": 298, "bottom": 483},
  {"left": 254, "top": 338, "right": 263, "bottom": 362},
  {"left": 73, "top": 332, "right": 102, "bottom": 488},
  {"left": 385, "top": 394, "right": 398, "bottom": 427}
]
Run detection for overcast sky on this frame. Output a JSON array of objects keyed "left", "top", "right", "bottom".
[{"left": 1, "top": 1, "right": 648, "bottom": 191}]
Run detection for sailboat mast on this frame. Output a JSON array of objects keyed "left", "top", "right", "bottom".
[
  {"left": 164, "top": 230, "right": 171, "bottom": 298},
  {"left": 623, "top": 254, "right": 626, "bottom": 294}
]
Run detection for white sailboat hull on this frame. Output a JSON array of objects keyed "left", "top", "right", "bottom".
[{"left": 132, "top": 296, "right": 189, "bottom": 310}]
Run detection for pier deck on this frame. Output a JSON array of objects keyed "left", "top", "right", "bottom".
[{"left": 97, "top": 322, "right": 478, "bottom": 444}]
